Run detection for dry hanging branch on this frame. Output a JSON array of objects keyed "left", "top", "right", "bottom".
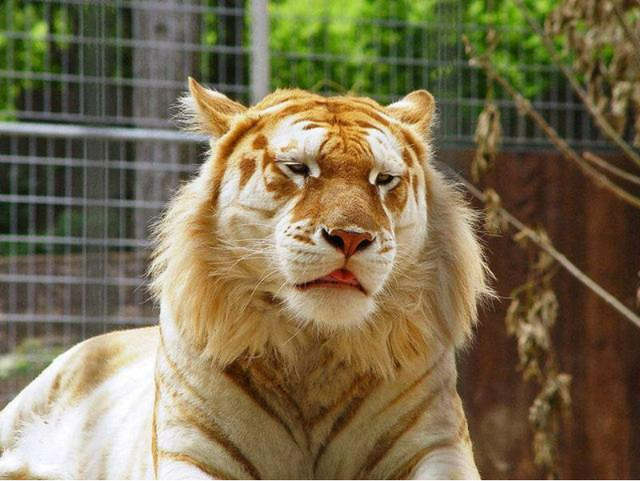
[
  {"left": 471, "top": 84, "right": 574, "bottom": 473},
  {"left": 611, "top": 2, "right": 640, "bottom": 72},
  {"left": 583, "top": 151, "right": 640, "bottom": 186},
  {"left": 506, "top": 229, "right": 571, "bottom": 479},
  {"left": 529, "top": 373, "right": 572, "bottom": 477},
  {"left": 483, "top": 188, "right": 508, "bottom": 235},
  {"left": 465, "top": 1, "right": 640, "bottom": 477},
  {"left": 448, "top": 168, "right": 640, "bottom": 330},
  {"left": 471, "top": 28, "right": 502, "bottom": 184},
  {"left": 472, "top": 102, "right": 502, "bottom": 183},
  {"left": 500, "top": 226, "right": 572, "bottom": 479},
  {"left": 515, "top": 0, "right": 640, "bottom": 170},
  {"left": 463, "top": 36, "right": 640, "bottom": 210}
]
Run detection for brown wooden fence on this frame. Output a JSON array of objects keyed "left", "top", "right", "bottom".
[{"left": 445, "top": 150, "right": 640, "bottom": 479}]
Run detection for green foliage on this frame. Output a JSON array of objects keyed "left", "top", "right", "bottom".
[
  {"left": 268, "top": 0, "right": 559, "bottom": 100},
  {"left": 0, "top": 0, "right": 70, "bottom": 117},
  {"left": 465, "top": 0, "right": 559, "bottom": 98},
  {"left": 201, "top": 6, "right": 219, "bottom": 84},
  {"left": 269, "top": 0, "right": 441, "bottom": 98},
  {"left": 0, "top": 0, "right": 561, "bottom": 114}
]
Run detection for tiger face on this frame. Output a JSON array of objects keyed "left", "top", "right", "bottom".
[
  {"left": 152, "top": 79, "right": 489, "bottom": 372},
  {"left": 197, "top": 83, "right": 434, "bottom": 329}
]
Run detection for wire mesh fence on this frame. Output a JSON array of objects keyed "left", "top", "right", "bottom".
[{"left": 0, "top": 0, "right": 608, "bottom": 403}]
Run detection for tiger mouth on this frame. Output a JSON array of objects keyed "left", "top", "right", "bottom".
[{"left": 295, "top": 268, "right": 366, "bottom": 294}]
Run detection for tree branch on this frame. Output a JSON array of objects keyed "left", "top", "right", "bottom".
[
  {"left": 463, "top": 36, "right": 640, "bottom": 210},
  {"left": 583, "top": 151, "right": 640, "bottom": 186},
  {"left": 612, "top": 1, "right": 640, "bottom": 66},
  {"left": 441, "top": 164, "right": 640, "bottom": 330},
  {"left": 512, "top": 0, "right": 640, "bottom": 171}
]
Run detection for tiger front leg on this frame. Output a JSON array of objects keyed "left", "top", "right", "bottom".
[
  {"left": 408, "top": 442, "right": 481, "bottom": 480},
  {"left": 155, "top": 454, "right": 221, "bottom": 480},
  {"left": 153, "top": 413, "right": 245, "bottom": 480}
]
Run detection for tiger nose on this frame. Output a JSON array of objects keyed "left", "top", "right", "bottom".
[{"left": 322, "top": 229, "right": 375, "bottom": 257}]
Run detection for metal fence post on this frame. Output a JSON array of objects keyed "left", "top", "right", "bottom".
[{"left": 250, "top": 0, "right": 270, "bottom": 104}]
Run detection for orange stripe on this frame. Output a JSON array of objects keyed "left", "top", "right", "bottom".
[
  {"left": 249, "top": 361, "right": 306, "bottom": 424},
  {"left": 248, "top": 362, "right": 311, "bottom": 449},
  {"left": 353, "top": 119, "right": 386, "bottom": 133},
  {"left": 161, "top": 376, "right": 262, "bottom": 480},
  {"left": 157, "top": 336, "right": 262, "bottom": 479},
  {"left": 341, "top": 97, "right": 388, "bottom": 113},
  {"left": 313, "top": 376, "right": 379, "bottom": 471},
  {"left": 399, "top": 127, "right": 427, "bottom": 163},
  {"left": 301, "top": 121, "right": 325, "bottom": 130},
  {"left": 95, "top": 438, "right": 113, "bottom": 479},
  {"left": 224, "top": 363, "right": 300, "bottom": 446},
  {"left": 158, "top": 331, "right": 209, "bottom": 406},
  {"left": 375, "top": 350, "right": 446, "bottom": 419},
  {"left": 402, "top": 147, "right": 415, "bottom": 167},
  {"left": 210, "top": 115, "right": 261, "bottom": 208},
  {"left": 292, "top": 233, "right": 315, "bottom": 245},
  {"left": 238, "top": 204, "right": 276, "bottom": 219},
  {"left": 159, "top": 450, "right": 235, "bottom": 480},
  {"left": 271, "top": 98, "right": 392, "bottom": 130},
  {"left": 306, "top": 375, "right": 371, "bottom": 428},
  {"left": 357, "top": 382, "right": 449, "bottom": 478}
]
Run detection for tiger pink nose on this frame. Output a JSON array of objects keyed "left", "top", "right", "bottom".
[{"left": 322, "top": 229, "right": 374, "bottom": 257}]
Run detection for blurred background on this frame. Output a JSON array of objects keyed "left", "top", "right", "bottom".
[{"left": 0, "top": 0, "right": 639, "bottom": 478}]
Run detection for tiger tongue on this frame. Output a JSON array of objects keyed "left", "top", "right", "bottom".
[{"left": 328, "top": 268, "right": 356, "bottom": 282}]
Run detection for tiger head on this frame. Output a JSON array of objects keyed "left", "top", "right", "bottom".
[{"left": 151, "top": 79, "right": 491, "bottom": 375}]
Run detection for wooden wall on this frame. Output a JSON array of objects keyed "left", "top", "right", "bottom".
[{"left": 442, "top": 150, "right": 640, "bottom": 479}]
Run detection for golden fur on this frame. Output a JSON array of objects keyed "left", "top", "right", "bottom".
[
  {"left": 151, "top": 79, "right": 490, "bottom": 377},
  {"left": 0, "top": 80, "right": 491, "bottom": 479}
]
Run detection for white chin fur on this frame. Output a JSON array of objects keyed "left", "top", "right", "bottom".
[{"left": 282, "top": 287, "right": 377, "bottom": 329}]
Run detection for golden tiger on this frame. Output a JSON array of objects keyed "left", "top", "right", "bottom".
[{"left": 0, "top": 79, "right": 491, "bottom": 479}]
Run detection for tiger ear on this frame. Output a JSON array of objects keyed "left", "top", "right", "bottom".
[
  {"left": 386, "top": 90, "right": 436, "bottom": 137},
  {"left": 178, "top": 77, "right": 247, "bottom": 138}
]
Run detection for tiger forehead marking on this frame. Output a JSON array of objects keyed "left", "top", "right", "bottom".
[{"left": 234, "top": 102, "right": 416, "bottom": 227}]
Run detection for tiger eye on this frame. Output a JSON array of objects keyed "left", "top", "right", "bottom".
[
  {"left": 376, "top": 173, "right": 395, "bottom": 186},
  {"left": 286, "top": 163, "right": 310, "bottom": 177}
]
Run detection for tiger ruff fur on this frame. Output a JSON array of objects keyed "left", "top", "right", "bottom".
[{"left": 0, "top": 79, "right": 491, "bottom": 479}]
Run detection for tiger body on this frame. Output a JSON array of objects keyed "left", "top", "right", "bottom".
[{"left": 0, "top": 82, "right": 490, "bottom": 479}]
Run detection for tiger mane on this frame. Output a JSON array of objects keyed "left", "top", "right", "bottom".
[{"left": 149, "top": 88, "right": 492, "bottom": 378}]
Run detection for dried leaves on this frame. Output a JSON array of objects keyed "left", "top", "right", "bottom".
[
  {"left": 471, "top": 83, "right": 571, "bottom": 477},
  {"left": 507, "top": 231, "right": 557, "bottom": 380},
  {"left": 472, "top": 102, "right": 502, "bottom": 183},
  {"left": 471, "top": 41, "right": 571, "bottom": 477},
  {"left": 506, "top": 289, "right": 558, "bottom": 380},
  {"left": 546, "top": 0, "right": 640, "bottom": 139},
  {"left": 506, "top": 229, "right": 572, "bottom": 479},
  {"left": 530, "top": 373, "right": 572, "bottom": 477},
  {"left": 483, "top": 188, "right": 508, "bottom": 234},
  {"left": 472, "top": 70, "right": 507, "bottom": 235},
  {"left": 467, "top": 3, "right": 640, "bottom": 476}
]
